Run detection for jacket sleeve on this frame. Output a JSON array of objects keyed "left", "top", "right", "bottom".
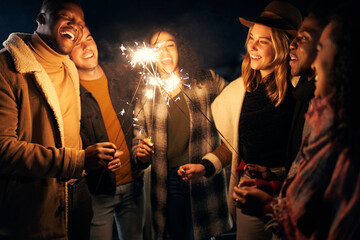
[
  {"left": 0, "top": 70, "right": 84, "bottom": 180},
  {"left": 209, "top": 68, "right": 227, "bottom": 96}
]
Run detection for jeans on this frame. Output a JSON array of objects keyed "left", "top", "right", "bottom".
[
  {"left": 68, "top": 177, "right": 93, "bottom": 240},
  {"left": 90, "top": 181, "right": 145, "bottom": 240},
  {"left": 166, "top": 167, "right": 194, "bottom": 240}
]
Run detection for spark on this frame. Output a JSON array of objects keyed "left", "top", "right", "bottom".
[{"left": 145, "top": 89, "right": 154, "bottom": 99}]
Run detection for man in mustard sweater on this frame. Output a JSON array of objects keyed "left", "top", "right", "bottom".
[
  {"left": 70, "top": 27, "right": 147, "bottom": 240},
  {"left": 0, "top": 0, "right": 121, "bottom": 239}
]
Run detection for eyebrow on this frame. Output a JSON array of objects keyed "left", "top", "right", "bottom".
[{"left": 249, "top": 33, "right": 271, "bottom": 41}]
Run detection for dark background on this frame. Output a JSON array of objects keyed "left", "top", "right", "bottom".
[{"left": 1, "top": 0, "right": 313, "bottom": 81}]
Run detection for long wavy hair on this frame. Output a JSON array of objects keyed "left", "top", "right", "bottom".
[
  {"left": 327, "top": 3, "right": 359, "bottom": 152},
  {"left": 144, "top": 26, "right": 211, "bottom": 85},
  {"left": 241, "top": 25, "right": 293, "bottom": 107}
]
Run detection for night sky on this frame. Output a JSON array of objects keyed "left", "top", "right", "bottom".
[{"left": 1, "top": 0, "right": 313, "bottom": 81}]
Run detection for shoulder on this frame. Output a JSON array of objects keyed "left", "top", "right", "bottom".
[
  {"left": 100, "top": 62, "right": 132, "bottom": 79},
  {"left": 219, "top": 76, "right": 245, "bottom": 97}
]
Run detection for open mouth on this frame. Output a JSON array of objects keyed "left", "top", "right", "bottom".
[
  {"left": 290, "top": 55, "right": 298, "bottom": 61},
  {"left": 60, "top": 31, "right": 75, "bottom": 41},
  {"left": 83, "top": 52, "right": 94, "bottom": 59},
  {"left": 250, "top": 54, "right": 261, "bottom": 60},
  {"left": 161, "top": 57, "right": 172, "bottom": 65}
]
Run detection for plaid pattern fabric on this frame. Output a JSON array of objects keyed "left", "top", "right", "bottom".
[
  {"left": 132, "top": 70, "right": 233, "bottom": 240},
  {"left": 270, "top": 97, "right": 360, "bottom": 239}
]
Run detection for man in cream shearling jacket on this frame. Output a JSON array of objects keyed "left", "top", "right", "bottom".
[{"left": 0, "top": 1, "right": 121, "bottom": 239}]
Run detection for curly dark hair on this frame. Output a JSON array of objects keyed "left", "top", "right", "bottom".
[
  {"left": 143, "top": 26, "right": 211, "bottom": 84},
  {"left": 328, "top": 2, "right": 360, "bottom": 153}
]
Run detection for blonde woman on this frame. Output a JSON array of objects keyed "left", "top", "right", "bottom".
[{"left": 179, "top": 1, "right": 302, "bottom": 239}]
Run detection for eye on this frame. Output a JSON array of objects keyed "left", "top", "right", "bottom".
[{"left": 166, "top": 42, "right": 175, "bottom": 48}]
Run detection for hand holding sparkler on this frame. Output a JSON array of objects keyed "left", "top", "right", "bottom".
[
  {"left": 178, "top": 164, "right": 206, "bottom": 181},
  {"left": 84, "top": 142, "right": 122, "bottom": 172},
  {"left": 136, "top": 138, "right": 154, "bottom": 163}
]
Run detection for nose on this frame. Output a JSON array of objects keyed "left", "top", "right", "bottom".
[
  {"left": 290, "top": 39, "right": 297, "bottom": 51},
  {"left": 248, "top": 40, "right": 258, "bottom": 51},
  {"left": 161, "top": 45, "right": 170, "bottom": 53},
  {"left": 311, "top": 61, "right": 316, "bottom": 72}
]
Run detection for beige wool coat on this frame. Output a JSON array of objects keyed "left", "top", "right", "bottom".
[
  {"left": 203, "top": 76, "right": 246, "bottom": 217},
  {"left": 0, "top": 33, "right": 84, "bottom": 239}
]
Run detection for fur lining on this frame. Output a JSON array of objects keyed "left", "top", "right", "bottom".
[{"left": 3, "top": 33, "right": 81, "bottom": 146}]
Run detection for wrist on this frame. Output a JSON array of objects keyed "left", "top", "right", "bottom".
[{"left": 200, "top": 159, "right": 215, "bottom": 177}]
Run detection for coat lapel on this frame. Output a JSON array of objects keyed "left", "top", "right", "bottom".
[{"left": 3, "top": 33, "right": 69, "bottom": 146}]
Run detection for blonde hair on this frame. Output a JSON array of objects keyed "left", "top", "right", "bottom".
[{"left": 241, "top": 25, "right": 292, "bottom": 106}]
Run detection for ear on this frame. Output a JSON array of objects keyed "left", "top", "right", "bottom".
[{"left": 36, "top": 13, "right": 46, "bottom": 25}]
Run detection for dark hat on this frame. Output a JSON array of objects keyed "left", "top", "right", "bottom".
[{"left": 239, "top": 1, "right": 302, "bottom": 37}]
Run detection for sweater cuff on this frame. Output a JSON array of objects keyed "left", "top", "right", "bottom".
[
  {"left": 200, "top": 159, "right": 215, "bottom": 177},
  {"left": 202, "top": 152, "right": 223, "bottom": 175}
]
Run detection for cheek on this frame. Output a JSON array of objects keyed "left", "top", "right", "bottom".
[{"left": 263, "top": 47, "right": 275, "bottom": 62}]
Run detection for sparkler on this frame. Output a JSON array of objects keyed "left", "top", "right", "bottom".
[
  {"left": 121, "top": 42, "right": 189, "bottom": 140},
  {"left": 120, "top": 40, "right": 241, "bottom": 182},
  {"left": 122, "top": 41, "right": 239, "bottom": 155}
]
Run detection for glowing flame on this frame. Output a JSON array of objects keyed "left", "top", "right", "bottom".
[
  {"left": 162, "top": 74, "right": 180, "bottom": 93},
  {"left": 145, "top": 89, "right": 154, "bottom": 99},
  {"left": 130, "top": 45, "right": 158, "bottom": 67}
]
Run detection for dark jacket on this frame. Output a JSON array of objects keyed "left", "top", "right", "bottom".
[
  {"left": 285, "top": 76, "right": 315, "bottom": 173},
  {"left": 80, "top": 62, "right": 145, "bottom": 195}
]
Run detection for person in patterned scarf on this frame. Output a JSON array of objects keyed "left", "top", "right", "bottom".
[{"left": 233, "top": 2, "right": 360, "bottom": 239}]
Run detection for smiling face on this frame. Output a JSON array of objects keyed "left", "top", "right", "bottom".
[
  {"left": 36, "top": 2, "right": 85, "bottom": 55},
  {"left": 312, "top": 21, "right": 337, "bottom": 98},
  {"left": 289, "top": 15, "right": 323, "bottom": 79},
  {"left": 150, "top": 31, "right": 179, "bottom": 77},
  {"left": 70, "top": 27, "right": 98, "bottom": 70},
  {"left": 246, "top": 24, "right": 275, "bottom": 77}
]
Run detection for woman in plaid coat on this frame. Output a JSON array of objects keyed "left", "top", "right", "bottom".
[{"left": 132, "top": 27, "right": 233, "bottom": 240}]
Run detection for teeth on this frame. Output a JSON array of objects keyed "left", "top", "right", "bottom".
[
  {"left": 84, "top": 53, "right": 93, "bottom": 59},
  {"left": 250, "top": 54, "right": 261, "bottom": 59},
  {"left": 314, "top": 75, "right": 318, "bottom": 81},
  {"left": 161, "top": 57, "right": 172, "bottom": 61},
  {"left": 60, "top": 31, "right": 75, "bottom": 41},
  {"left": 290, "top": 56, "right": 297, "bottom": 60}
]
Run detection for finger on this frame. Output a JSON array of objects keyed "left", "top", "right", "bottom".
[
  {"left": 178, "top": 167, "right": 187, "bottom": 176},
  {"left": 99, "top": 147, "right": 116, "bottom": 156},
  {"left": 142, "top": 138, "right": 154, "bottom": 147},
  {"left": 97, "top": 142, "right": 117, "bottom": 150},
  {"left": 113, "top": 150, "right": 124, "bottom": 159},
  {"left": 142, "top": 144, "right": 154, "bottom": 153},
  {"left": 239, "top": 179, "right": 256, "bottom": 187},
  {"left": 99, "top": 153, "right": 114, "bottom": 162},
  {"left": 107, "top": 161, "right": 121, "bottom": 171}
]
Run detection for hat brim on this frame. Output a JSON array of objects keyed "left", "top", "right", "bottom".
[{"left": 239, "top": 17, "right": 297, "bottom": 37}]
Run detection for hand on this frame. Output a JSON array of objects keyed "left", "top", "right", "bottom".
[
  {"left": 84, "top": 142, "right": 117, "bottom": 171},
  {"left": 238, "top": 178, "right": 257, "bottom": 187},
  {"left": 244, "top": 164, "right": 274, "bottom": 180},
  {"left": 233, "top": 185, "right": 271, "bottom": 216},
  {"left": 136, "top": 138, "right": 154, "bottom": 163},
  {"left": 178, "top": 164, "right": 206, "bottom": 181},
  {"left": 106, "top": 150, "right": 123, "bottom": 172}
]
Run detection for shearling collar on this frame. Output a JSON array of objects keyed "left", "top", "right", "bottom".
[{"left": 3, "top": 32, "right": 81, "bottom": 146}]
